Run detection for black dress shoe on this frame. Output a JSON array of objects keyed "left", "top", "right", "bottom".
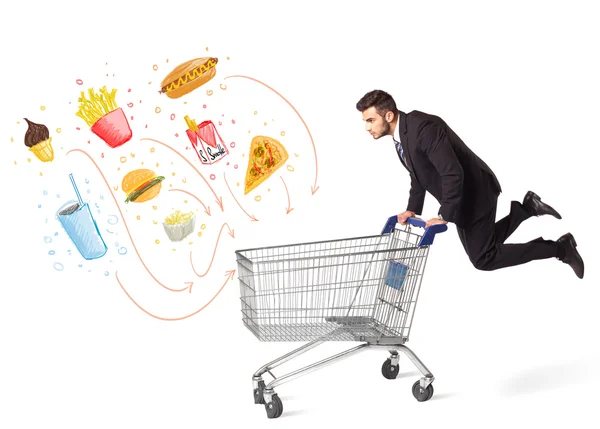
[
  {"left": 523, "top": 191, "right": 562, "bottom": 219},
  {"left": 557, "top": 233, "right": 584, "bottom": 279}
]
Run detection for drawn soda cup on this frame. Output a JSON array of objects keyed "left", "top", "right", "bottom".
[{"left": 56, "top": 174, "right": 107, "bottom": 260}]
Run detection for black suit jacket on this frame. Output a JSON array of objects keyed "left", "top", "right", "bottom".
[{"left": 397, "top": 110, "right": 502, "bottom": 228}]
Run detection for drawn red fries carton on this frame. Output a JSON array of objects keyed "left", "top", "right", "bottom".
[
  {"left": 184, "top": 116, "right": 229, "bottom": 165},
  {"left": 76, "top": 87, "right": 132, "bottom": 148}
]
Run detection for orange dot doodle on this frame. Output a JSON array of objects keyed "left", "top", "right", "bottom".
[
  {"left": 120, "top": 156, "right": 127, "bottom": 163},
  {"left": 153, "top": 65, "right": 158, "bottom": 71},
  {"left": 155, "top": 107, "right": 162, "bottom": 113},
  {"left": 220, "top": 84, "right": 227, "bottom": 90},
  {"left": 207, "top": 90, "right": 213, "bottom": 96},
  {"left": 287, "top": 165, "right": 295, "bottom": 172}
]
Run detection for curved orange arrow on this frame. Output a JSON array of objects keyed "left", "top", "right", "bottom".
[
  {"left": 223, "top": 172, "right": 258, "bottom": 222},
  {"left": 140, "top": 137, "right": 224, "bottom": 211},
  {"left": 224, "top": 74, "right": 320, "bottom": 195},
  {"left": 67, "top": 149, "right": 190, "bottom": 293},
  {"left": 190, "top": 222, "right": 235, "bottom": 280},
  {"left": 169, "top": 188, "right": 211, "bottom": 216},
  {"left": 115, "top": 269, "right": 236, "bottom": 321},
  {"left": 280, "top": 176, "right": 294, "bottom": 214}
]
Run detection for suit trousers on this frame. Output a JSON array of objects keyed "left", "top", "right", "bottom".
[{"left": 456, "top": 198, "right": 558, "bottom": 271}]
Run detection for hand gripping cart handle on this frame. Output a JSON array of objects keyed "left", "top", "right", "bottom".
[{"left": 235, "top": 215, "right": 447, "bottom": 418}]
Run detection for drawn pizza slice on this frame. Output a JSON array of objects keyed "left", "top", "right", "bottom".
[{"left": 244, "top": 135, "right": 289, "bottom": 195}]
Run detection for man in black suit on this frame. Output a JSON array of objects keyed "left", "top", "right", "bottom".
[{"left": 356, "top": 89, "right": 584, "bottom": 278}]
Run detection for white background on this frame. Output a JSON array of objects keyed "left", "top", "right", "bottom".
[{"left": 1, "top": 1, "right": 599, "bottom": 427}]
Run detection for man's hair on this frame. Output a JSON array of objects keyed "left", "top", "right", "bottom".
[{"left": 356, "top": 90, "right": 399, "bottom": 118}]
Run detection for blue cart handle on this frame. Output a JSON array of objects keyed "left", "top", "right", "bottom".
[{"left": 381, "top": 215, "right": 448, "bottom": 246}]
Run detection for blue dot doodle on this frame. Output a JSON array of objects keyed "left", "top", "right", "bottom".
[
  {"left": 85, "top": 178, "right": 89, "bottom": 184},
  {"left": 104, "top": 271, "right": 109, "bottom": 276},
  {"left": 54, "top": 232, "right": 58, "bottom": 236},
  {"left": 100, "top": 194, "right": 104, "bottom": 200},
  {"left": 107, "top": 215, "right": 119, "bottom": 225},
  {"left": 56, "top": 194, "right": 60, "bottom": 198},
  {"left": 78, "top": 264, "right": 83, "bottom": 268},
  {"left": 49, "top": 250, "right": 55, "bottom": 255},
  {"left": 54, "top": 262, "right": 64, "bottom": 271},
  {"left": 38, "top": 204, "right": 42, "bottom": 208},
  {"left": 43, "top": 190, "right": 48, "bottom": 195},
  {"left": 118, "top": 247, "right": 128, "bottom": 255},
  {"left": 44, "top": 236, "right": 52, "bottom": 243}
]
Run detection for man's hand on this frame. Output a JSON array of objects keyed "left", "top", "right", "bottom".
[
  {"left": 425, "top": 218, "right": 448, "bottom": 228},
  {"left": 397, "top": 210, "right": 416, "bottom": 225}
]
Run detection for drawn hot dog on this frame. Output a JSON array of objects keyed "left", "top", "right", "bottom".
[{"left": 159, "top": 57, "right": 218, "bottom": 99}]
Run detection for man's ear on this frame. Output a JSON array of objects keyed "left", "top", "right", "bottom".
[{"left": 385, "top": 111, "right": 394, "bottom": 123}]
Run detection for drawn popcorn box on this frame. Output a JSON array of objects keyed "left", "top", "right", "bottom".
[{"left": 184, "top": 116, "right": 229, "bottom": 165}]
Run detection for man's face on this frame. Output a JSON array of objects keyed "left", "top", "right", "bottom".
[{"left": 362, "top": 106, "right": 392, "bottom": 139}]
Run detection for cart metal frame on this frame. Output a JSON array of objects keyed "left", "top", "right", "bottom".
[{"left": 235, "top": 216, "right": 447, "bottom": 418}]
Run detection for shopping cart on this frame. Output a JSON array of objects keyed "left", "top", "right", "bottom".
[{"left": 235, "top": 216, "right": 447, "bottom": 418}]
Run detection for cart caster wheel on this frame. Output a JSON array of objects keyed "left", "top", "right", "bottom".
[
  {"left": 265, "top": 394, "right": 283, "bottom": 419},
  {"left": 412, "top": 380, "right": 434, "bottom": 402},
  {"left": 381, "top": 358, "right": 399, "bottom": 379},
  {"left": 254, "top": 380, "right": 266, "bottom": 404}
]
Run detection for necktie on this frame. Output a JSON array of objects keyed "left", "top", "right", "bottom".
[{"left": 394, "top": 138, "right": 407, "bottom": 165}]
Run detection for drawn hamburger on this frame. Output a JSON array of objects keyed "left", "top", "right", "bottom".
[{"left": 122, "top": 169, "right": 165, "bottom": 203}]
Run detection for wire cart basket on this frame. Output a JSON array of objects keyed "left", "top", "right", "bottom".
[{"left": 235, "top": 216, "right": 447, "bottom": 418}]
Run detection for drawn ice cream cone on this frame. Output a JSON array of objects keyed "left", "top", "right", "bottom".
[
  {"left": 24, "top": 118, "right": 54, "bottom": 162},
  {"left": 29, "top": 137, "right": 54, "bottom": 162}
]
